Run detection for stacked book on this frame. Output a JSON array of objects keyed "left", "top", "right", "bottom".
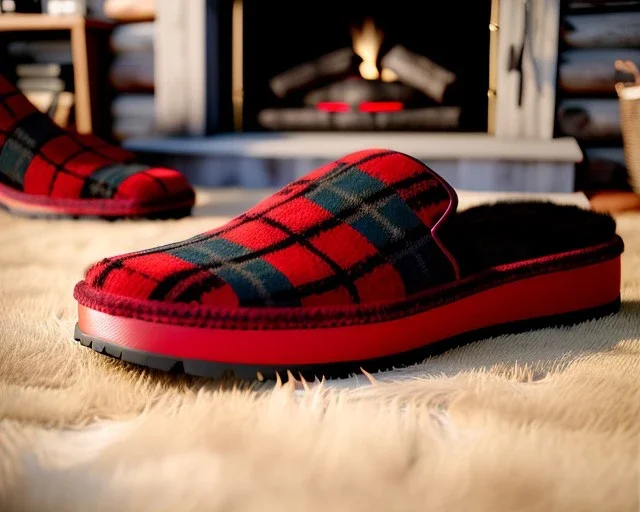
[{"left": 7, "top": 40, "right": 75, "bottom": 127}]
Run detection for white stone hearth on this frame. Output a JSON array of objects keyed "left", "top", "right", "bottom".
[{"left": 125, "top": 132, "right": 581, "bottom": 193}]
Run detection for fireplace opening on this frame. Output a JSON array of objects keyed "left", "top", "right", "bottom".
[{"left": 241, "top": 1, "right": 491, "bottom": 132}]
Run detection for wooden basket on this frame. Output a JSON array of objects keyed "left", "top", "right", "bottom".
[{"left": 615, "top": 60, "right": 640, "bottom": 192}]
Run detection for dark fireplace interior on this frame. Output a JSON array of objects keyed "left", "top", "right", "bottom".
[{"left": 241, "top": 1, "right": 491, "bottom": 132}]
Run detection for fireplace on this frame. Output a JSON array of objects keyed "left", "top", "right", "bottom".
[
  {"left": 239, "top": 2, "right": 491, "bottom": 133},
  {"left": 153, "top": 0, "right": 564, "bottom": 140},
  {"left": 135, "top": 0, "right": 582, "bottom": 194}
]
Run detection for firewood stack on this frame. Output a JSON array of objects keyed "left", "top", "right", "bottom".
[
  {"left": 556, "top": 0, "right": 640, "bottom": 192},
  {"left": 259, "top": 43, "right": 460, "bottom": 132}
]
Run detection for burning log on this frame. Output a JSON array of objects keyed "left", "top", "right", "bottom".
[
  {"left": 269, "top": 48, "right": 360, "bottom": 99},
  {"left": 258, "top": 106, "right": 460, "bottom": 131},
  {"left": 329, "top": 112, "right": 377, "bottom": 130},
  {"left": 380, "top": 45, "right": 456, "bottom": 103},
  {"left": 258, "top": 109, "right": 333, "bottom": 130},
  {"left": 374, "top": 107, "right": 460, "bottom": 130},
  {"left": 557, "top": 99, "right": 621, "bottom": 141},
  {"left": 303, "top": 78, "right": 416, "bottom": 106}
]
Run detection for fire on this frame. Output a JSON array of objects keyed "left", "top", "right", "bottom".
[
  {"left": 381, "top": 68, "right": 398, "bottom": 82},
  {"left": 351, "top": 18, "right": 397, "bottom": 82},
  {"left": 351, "top": 18, "right": 382, "bottom": 80}
]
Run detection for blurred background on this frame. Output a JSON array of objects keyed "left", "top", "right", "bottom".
[{"left": 1, "top": 0, "right": 640, "bottom": 203}]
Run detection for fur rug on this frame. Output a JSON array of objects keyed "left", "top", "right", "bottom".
[{"left": 0, "top": 190, "right": 638, "bottom": 512}]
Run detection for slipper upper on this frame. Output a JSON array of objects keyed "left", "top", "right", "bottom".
[
  {"left": 81, "top": 149, "right": 460, "bottom": 309},
  {"left": 0, "top": 74, "right": 194, "bottom": 205}
]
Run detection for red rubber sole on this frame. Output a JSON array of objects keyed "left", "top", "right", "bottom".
[
  {"left": 76, "top": 256, "right": 621, "bottom": 371},
  {"left": 0, "top": 182, "right": 194, "bottom": 218}
]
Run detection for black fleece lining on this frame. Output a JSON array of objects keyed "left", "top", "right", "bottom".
[{"left": 438, "top": 202, "right": 617, "bottom": 276}]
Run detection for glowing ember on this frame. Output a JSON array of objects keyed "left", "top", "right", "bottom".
[
  {"left": 316, "top": 101, "right": 351, "bottom": 113},
  {"left": 359, "top": 101, "right": 404, "bottom": 113}
]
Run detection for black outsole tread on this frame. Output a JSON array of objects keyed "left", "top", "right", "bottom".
[{"left": 73, "top": 297, "right": 622, "bottom": 382}]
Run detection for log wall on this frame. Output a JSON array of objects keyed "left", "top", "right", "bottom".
[
  {"left": 556, "top": 1, "right": 640, "bottom": 190},
  {"left": 557, "top": 99, "right": 621, "bottom": 140},
  {"left": 558, "top": 49, "right": 640, "bottom": 95},
  {"left": 562, "top": 12, "right": 640, "bottom": 48}
]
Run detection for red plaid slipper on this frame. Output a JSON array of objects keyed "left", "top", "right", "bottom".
[
  {"left": 0, "top": 74, "right": 194, "bottom": 218},
  {"left": 73, "top": 149, "right": 623, "bottom": 380}
]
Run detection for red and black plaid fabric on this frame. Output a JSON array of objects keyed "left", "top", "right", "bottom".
[
  {"left": 0, "top": 74, "right": 192, "bottom": 203},
  {"left": 83, "top": 149, "right": 460, "bottom": 309}
]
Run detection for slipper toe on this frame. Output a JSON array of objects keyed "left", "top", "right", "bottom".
[{"left": 113, "top": 165, "right": 196, "bottom": 207}]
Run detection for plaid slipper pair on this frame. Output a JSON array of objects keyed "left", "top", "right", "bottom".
[
  {"left": 74, "top": 149, "right": 623, "bottom": 380},
  {"left": 0, "top": 74, "right": 194, "bottom": 218}
]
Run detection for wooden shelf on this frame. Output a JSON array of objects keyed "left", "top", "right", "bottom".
[
  {"left": 0, "top": 13, "right": 112, "bottom": 32},
  {"left": 0, "top": 13, "right": 114, "bottom": 134}
]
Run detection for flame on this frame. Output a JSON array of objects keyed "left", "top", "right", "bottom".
[
  {"left": 381, "top": 68, "right": 398, "bottom": 82},
  {"left": 351, "top": 18, "right": 382, "bottom": 80},
  {"left": 351, "top": 18, "right": 397, "bottom": 82}
]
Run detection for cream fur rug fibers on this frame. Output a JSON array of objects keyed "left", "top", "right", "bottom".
[{"left": 0, "top": 190, "right": 639, "bottom": 512}]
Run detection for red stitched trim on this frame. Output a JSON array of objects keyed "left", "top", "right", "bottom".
[
  {"left": 74, "top": 237, "right": 624, "bottom": 330},
  {"left": 0, "top": 182, "right": 195, "bottom": 214}
]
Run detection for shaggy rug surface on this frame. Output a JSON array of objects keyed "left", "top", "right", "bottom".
[{"left": 0, "top": 190, "right": 638, "bottom": 512}]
